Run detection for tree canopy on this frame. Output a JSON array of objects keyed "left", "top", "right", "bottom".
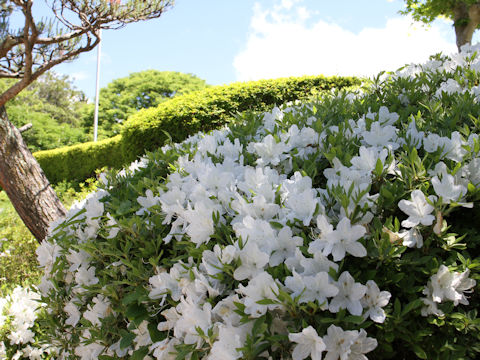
[
  {"left": 0, "top": 0, "right": 174, "bottom": 242},
  {"left": 401, "top": 0, "right": 480, "bottom": 50},
  {"left": 85, "top": 70, "right": 208, "bottom": 139},
  {"left": 0, "top": 72, "right": 91, "bottom": 151}
]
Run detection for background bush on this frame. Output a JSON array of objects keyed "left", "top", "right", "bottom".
[
  {"left": 121, "top": 74, "right": 361, "bottom": 162},
  {"left": 33, "top": 75, "right": 360, "bottom": 184}
]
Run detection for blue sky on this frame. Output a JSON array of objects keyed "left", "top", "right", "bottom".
[{"left": 53, "top": 0, "right": 464, "bottom": 99}]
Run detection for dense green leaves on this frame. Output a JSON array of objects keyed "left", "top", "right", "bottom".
[{"left": 83, "top": 71, "right": 209, "bottom": 139}]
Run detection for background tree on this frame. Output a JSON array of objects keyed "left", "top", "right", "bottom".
[
  {"left": 402, "top": 0, "right": 480, "bottom": 51},
  {"left": 0, "top": 0, "right": 174, "bottom": 242},
  {"left": 0, "top": 71, "right": 90, "bottom": 151},
  {"left": 84, "top": 70, "right": 208, "bottom": 139}
]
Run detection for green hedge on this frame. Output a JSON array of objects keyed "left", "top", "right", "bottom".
[
  {"left": 34, "top": 75, "right": 361, "bottom": 184},
  {"left": 34, "top": 135, "right": 125, "bottom": 184},
  {"left": 121, "top": 75, "right": 361, "bottom": 160}
]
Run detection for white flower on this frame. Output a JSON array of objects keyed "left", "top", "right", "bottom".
[
  {"left": 136, "top": 189, "right": 161, "bottom": 215},
  {"left": 83, "top": 295, "right": 111, "bottom": 327},
  {"left": 399, "top": 227, "right": 423, "bottom": 248},
  {"left": 253, "top": 134, "right": 289, "bottom": 166},
  {"left": 75, "top": 265, "right": 99, "bottom": 287},
  {"left": 183, "top": 200, "right": 220, "bottom": 246},
  {"left": 35, "top": 240, "right": 61, "bottom": 272},
  {"left": 269, "top": 226, "right": 303, "bottom": 266},
  {"left": 362, "top": 122, "right": 399, "bottom": 150},
  {"left": 74, "top": 339, "right": 104, "bottom": 360},
  {"left": 64, "top": 300, "right": 81, "bottom": 327},
  {"left": 288, "top": 326, "right": 326, "bottom": 360},
  {"left": 329, "top": 272, "right": 366, "bottom": 316},
  {"left": 149, "top": 271, "right": 181, "bottom": 302},
  {"left": 426, "top": 265, "right": 476, "bottom": 305},
  {"left": 150, "top": 338, "right": 180, "bottom": 360},
  {"left": 322, "top": 325, "right": 357, "bottom": 360},
  {"left": 431, "top": 173, "right": 467, "bottom": 204},
  {"left": 208, "top": 324, "right": 251, "bottom": 360},
  {"left": 236, "top": 271, "right": 281, "bottom": 317},
  {"left": 303, "top": 272, "right": 339, "bottom": 307},
  {"left": 350, "top": 146, "right": 389, "bottom": 174},
  {"left": 174, "top": 297, "right": 212, "bottom": 346},
  {"left": 133, "top": 320, "right": 152, "bottom": 349},
  {"left": 0, "top": 342, "right": 6, "bottom": 358},
  {"left": 233, "top": 242, "right": 270, "bottom": 281},
  {"left": 284, "top": 188, "right": 319, "bottom": 226},
  {"left": 361, "top": 280, "right": 391, "bottom": 323},
  {"left": 405, "top": 118, "right": 424, "bottom": 149},
  {"left": 313, "top": 217, "right": 367, "bottom": 262},
  {"left": 349, "top": 329, "right": 378, "bottom": 360},
  {"left": 398, "top": 190, "right": 436, "bottom": 228}
]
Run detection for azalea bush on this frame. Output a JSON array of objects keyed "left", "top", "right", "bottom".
[
  {"left": 15, "top": 46, "right": 480, "bottom": 359},
  {"left": 0, "top": 287, "right": 55, "bottom": 359}
]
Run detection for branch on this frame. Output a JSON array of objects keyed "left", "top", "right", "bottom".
[{"left": 19, "top": 123, "right": 32, "bottom": 133}]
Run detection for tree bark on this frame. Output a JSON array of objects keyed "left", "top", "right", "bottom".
[
  {"left": 0, "top": 105, "right": 66, "bottom": 242},
  {"left": 453, "top": 2, "right": 480, "bottom": 52}
]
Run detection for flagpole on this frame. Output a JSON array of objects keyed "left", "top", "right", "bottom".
[{"left": 93, "top": 29, "right": 102, "bottom": 142}]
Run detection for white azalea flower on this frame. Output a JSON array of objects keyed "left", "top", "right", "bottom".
[
  {"left": 322, "top": 325, "right": 357, "bottom": 360},
  {"left": 150, "top": 338, "right": 180, "bottom": 360},
  {"left": 233, "top": 242, "right": 270, "bottom": 281},
  {"left": 236, "top": 271, "right": 281, "bottom": 317},
  {"left": 426, "top": 265, "right": 476, "bottom": 305},
  {"left": 64, "top": 300, "right": 81, "bottom": 327},
  {"left": 174, "top": 297, "right": 212, "bottom": 346},
  {"left": 288, "top": 326, "right": 326, "bottom": 360},
  {"left": 362, "top": 122, "right": 399, "bottom": 150},
  {"left": 314, "top": 217, "right": 367, "bottom": 262},
  {"left": 398, "top": 190, "right": 436, "bottom": 228},
  {"left": 349, "top": 329, "right": 378, "bottom": 359},
  {"left": 399, "top": 227, "right": 423, "bottom": 248},
  {"left": 361, "top": 280, "right": 391, "bottom": 323},
  {"left": 208, "top": 323, "right": 251, "bottom": 360},
  {"left": 431, "top": 172, "right": 467, "bottom": 204},
  {"left": 329, "top": 272, "right": 366, "bottom": 316},
  {"left": 350, "top": 146, "right": 389, "bottom": 174},
  {"left": 136, "top": 189, "right": 161, "bottom": 215},
  {"left": 269, "top": 226, "right": 303, "bottom": 266},
  {"left": 83, "top": 295, "right": 111, "bottom": 327}
]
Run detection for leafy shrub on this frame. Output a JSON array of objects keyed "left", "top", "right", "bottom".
[
  {"left": 0, "top": 180, "right": 98, "bottom": 359},
  {"left": 34, "top": 135, "right": 125, "bottom": 184},
  {"left": 33, "top": 75, "right": 359, "bottom": 185},
  {"left": 82, "top": 70, "right": 209, "bottom": 139},
  {"left": 11, "top": 48, "right": 480, "bottom": 359},
  {"left": 120, "top": 75, "right": 361, "bottom": 163}
]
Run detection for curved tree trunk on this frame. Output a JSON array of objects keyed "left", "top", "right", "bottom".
[
  {"left": 0, "top": 105, "right": 66, "bottom": 242},
  {"left": 454, "top": 3, "right": 480, "bottom": 52}
]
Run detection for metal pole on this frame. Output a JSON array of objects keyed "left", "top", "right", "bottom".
[{"left": 93, "top": 29, "right": 102, "bottom": 142}]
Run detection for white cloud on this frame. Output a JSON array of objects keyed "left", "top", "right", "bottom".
[
  {"left": 69, "top": 71, "right": 91, "bottom": 82},
  {"left": 234, "top": 1, "right": 457, "bottom": 81}
]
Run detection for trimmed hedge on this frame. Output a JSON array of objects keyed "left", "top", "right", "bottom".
[
  {"left": 34, "top": 75, "right": 361, "bottom": 184},
  {"left": 34, "top": 135, "right": 125, "bottom": 184},
  {"left": 121, "top": 75, "right": 361, "bottom": 160}
]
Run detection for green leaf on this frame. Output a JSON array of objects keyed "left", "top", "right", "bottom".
[
  {"left": 131, "top": 347, "right": 149, "bottom": 360},
  {"left": 401, "top": 298, "right": 423, "bottom": 316},
  {"left": 120, "top": 331, "right": 136, "bottom": 350},
  {"left": 344, "top": 315, "right": 365, "bottom": 325},
  {"left": 374, "top": 157, "right": 383, "bottom": 177},
  {"left": 412, "top": 344, "right": 427, "bottom": 359},
  {"left": 256, "top": 298, "right": 278, "bottom": 305}
]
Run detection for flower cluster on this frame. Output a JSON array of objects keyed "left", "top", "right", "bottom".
[
  {"left": 31, "top": 44, "right": 480, "bottom": 359},
  {"left": 0, "top": 287, "right": 54, "bottom": 359}
]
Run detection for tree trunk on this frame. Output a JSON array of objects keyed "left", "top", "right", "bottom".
[
  {"left": 453, "top": 3, "right": 480, "bottom": 52},
  {"left": 0, "top": 105, "right": 66, "bottom": 242}
]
